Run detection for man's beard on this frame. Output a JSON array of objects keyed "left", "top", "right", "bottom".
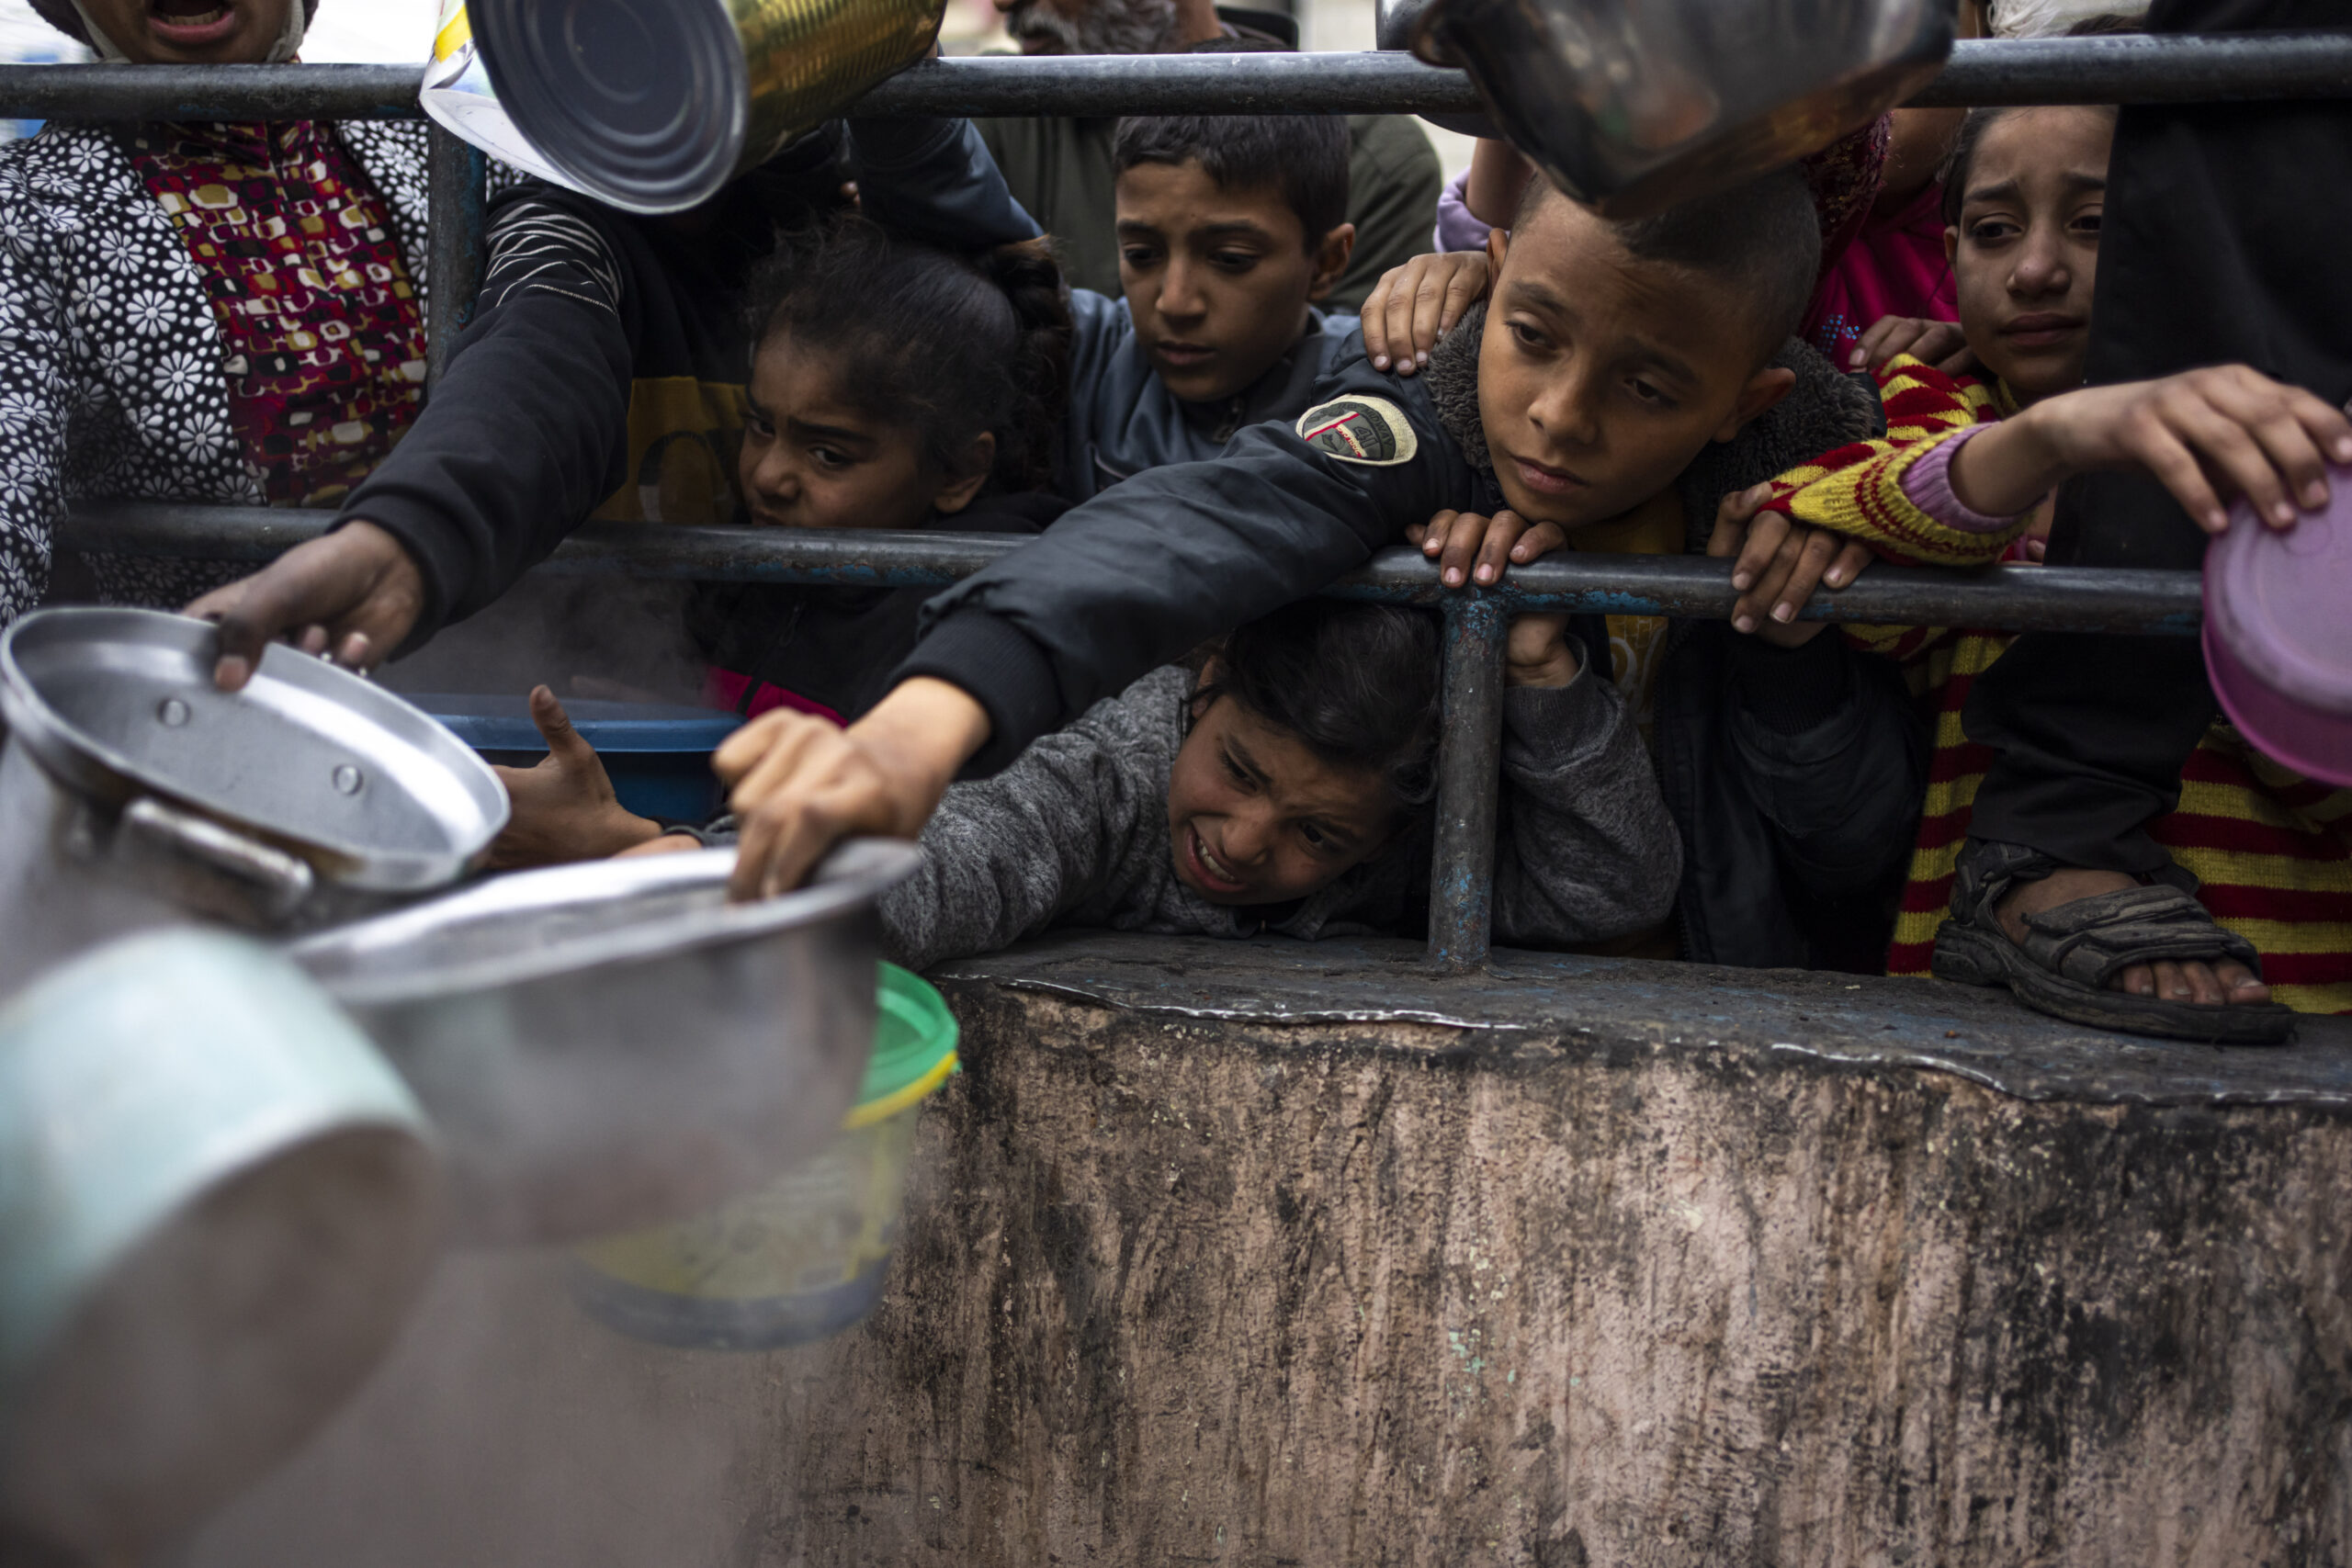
[{"left": 1002, "top": 0, "right": 1183, "bottom": 55}]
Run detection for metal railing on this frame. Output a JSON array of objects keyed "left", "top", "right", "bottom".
[{"left": 9, "top": 33, "right": 2341, "bottom": 966}]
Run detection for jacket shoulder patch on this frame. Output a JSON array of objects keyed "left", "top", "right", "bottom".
[{"left": 1295, "top": 396, "right": 1419, "bottom": 466}]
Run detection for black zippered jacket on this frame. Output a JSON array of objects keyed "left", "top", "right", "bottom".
[{"left": 900, "top": 308, "right": 1928, "bottom": 966}]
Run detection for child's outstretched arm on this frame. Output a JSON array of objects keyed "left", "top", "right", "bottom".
[
  {"left": 1947, "top": 365, "right": 2352, "bottom": 535},
  {"left": 876, "top": 683, "right": 1170, "bottom": 969},
  {"left": 1487, "top": 619, "right": 1683, "bottom": 946},
  {"left": 1758, "top": 355, "right": 2024, "bottom": 573},
  {"left": 717, "top": 358, "right": 1476, "bottom": 899}
]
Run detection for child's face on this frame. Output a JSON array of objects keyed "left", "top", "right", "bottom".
[
  {"left": 1945, "top": 107, "right": 2112, "bottom": 403},
  {"left": 1477, "top": 196, "right": 1793, "bottom": 530},
  {"left": 1165, "top": 686, "right": 1399, "bottom": 908},
  {"left": 1116, "top": 159, "right": 1353, "bottom": 405},
  {"left": 739, "top": 333, "right": 989, "bottom": 530}
]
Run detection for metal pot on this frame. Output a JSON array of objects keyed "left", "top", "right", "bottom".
[
  {"left": 470, "top": 0, "right": 948, "bottom": 216},
  {"left": 0, "top": 931, "right": 442, "bottom": 1565},
  {"left": 0, "top": 608, "right": 508, "bottom": 1000},
  {"left": 1410, "top": 0, "right": 1952, "bottom": 217},
  {"left": 287, "top": 841, "right": 922, "bottom": 1247}
]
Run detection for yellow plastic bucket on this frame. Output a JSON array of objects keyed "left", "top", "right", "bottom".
[{"left": 568, "top": 964, "right": 957, "bottom": 1349}]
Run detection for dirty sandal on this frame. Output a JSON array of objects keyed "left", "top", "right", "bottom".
[{"left": 1932, "top": 840, "right": 2296, "bottom": 1045}]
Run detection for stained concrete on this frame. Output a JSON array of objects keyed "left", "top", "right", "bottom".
[{"left": 187, "top": 937, "right": 2352, "bottom": 1567}]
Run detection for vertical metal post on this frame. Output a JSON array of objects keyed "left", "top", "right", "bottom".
[
  {"left": 424, "top": 122, "right": 488, "bottom": 391},
  {"left": 1426, "top": 592, "right": 1507, "bottom": 972}
]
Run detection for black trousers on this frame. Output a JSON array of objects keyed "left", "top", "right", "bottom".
[{"left": 1962, "top": 0, "right": 2352, "bottom": 873}]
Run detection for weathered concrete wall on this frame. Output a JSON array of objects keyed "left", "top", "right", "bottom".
[{"left": 188, "top": 937, "right": 2352, "bottom": 1568}]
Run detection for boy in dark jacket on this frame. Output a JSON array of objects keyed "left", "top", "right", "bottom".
[
  {"left": 712, "top": 170, "right": 1924, "bottom": 968},
  {"left": 1062, "top": 111, "right": 1363, "bottom": 500}
]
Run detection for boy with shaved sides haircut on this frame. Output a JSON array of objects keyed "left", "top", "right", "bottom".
[
  {"left": 717, "top": 169, "right": 1960, "bottom": 969},
  {"left": 1057, "top": 109, "right": 1360, "bottom": 499}
]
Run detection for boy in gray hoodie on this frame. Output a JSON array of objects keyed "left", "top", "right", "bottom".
[{"left": 508, "top": 599, "right": 1680, "bottom": 970}]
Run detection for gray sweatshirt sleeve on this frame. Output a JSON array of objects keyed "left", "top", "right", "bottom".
[
  {"left": 1490, "top": 640, "right": 1685, "bottom": 947},
  {"left": 878, "top": 680, "right": 1171, "bottom": 971}
]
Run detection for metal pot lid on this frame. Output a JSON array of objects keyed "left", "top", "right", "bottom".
[
  {"left": 288, "top": 840, "right": 922, "bottom": 1005},
  {"left": 0, "top": 609, "right": 508, "bottom": 893}
]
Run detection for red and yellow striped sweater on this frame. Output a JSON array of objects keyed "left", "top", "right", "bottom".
[{"left": 1763, "top": 357, "right": 2352, "bottom": 1013}]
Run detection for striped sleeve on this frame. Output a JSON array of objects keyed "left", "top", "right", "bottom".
[
  {"left": 1757, "top": 356, "right": 2024, "bottom": 568},
  {"left": 477, "top": 197, "right": 625, "bottom": 317}
]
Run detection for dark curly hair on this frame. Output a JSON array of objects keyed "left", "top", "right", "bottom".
[
  {"left": 30, "top": 0, "right": 322, "bottom": 45},
  {"left": 740, "top": 212, "right": 1071, "bottom": 495},
  {"left": 1197, "top": 600, "right": 1445, "bottom": 813}
]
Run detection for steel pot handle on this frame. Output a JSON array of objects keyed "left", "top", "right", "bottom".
[{"left": 119, "top": 797, "right": 316, "bottom": 923}]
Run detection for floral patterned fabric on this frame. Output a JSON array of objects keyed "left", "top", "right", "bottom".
[
  {"left": 0, "top": 119, "right": 433, "bottom": 617},
  {"left": 128, "top": 120, "right": 429, "bottom": 510}
]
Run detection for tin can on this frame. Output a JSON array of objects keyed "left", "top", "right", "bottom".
[
  {"left": 419, "top": 1, "right": 587, "bottom": 192},
  {"left": 469, "top": 0, "right": 947, "bottom": 215},
  {"left": 567, "top": 964, "right": 959, "bottom": 1350}
]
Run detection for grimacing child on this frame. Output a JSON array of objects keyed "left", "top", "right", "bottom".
[
  {"left": 701, "top": 171, "right": 1930, "bottom": 968},
  {"left": 521, "top": 600, "right": 1679, "bottom": 966}
]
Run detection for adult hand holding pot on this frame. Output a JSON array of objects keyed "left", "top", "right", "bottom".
[{"left": 187, "top": 521, "right": 427, "bottom": 693}]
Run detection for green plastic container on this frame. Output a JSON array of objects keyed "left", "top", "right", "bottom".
[{"left": 568, "top": 964, "right": 957, "bottom": 1350}]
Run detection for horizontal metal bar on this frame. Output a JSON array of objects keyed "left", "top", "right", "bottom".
[
  {"left": 1904, "top": 30, "right": 2352, "bottom": 107},
  {"left": 852, "top": 51, "right": 1481, "bottom": 117},
  {"left": 0, "top": 62, "right": 425, "bottom": 121},
  {"left": 5, "top": 34, "right": 2347, "bottom": 126},
  {"left": 57, "top": 505, "right": 2203, "bottom": 636}
]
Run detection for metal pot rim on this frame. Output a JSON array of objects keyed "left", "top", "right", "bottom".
[
  {"left": 287, "top": 840, "right": 921, "bottom": 1005},
  {"left": 0, "top": 608, "right": 508, "bottom": 892}
]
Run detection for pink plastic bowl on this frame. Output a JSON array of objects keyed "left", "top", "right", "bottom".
[{"left": 2202, "top": 464, "right": 2352, "bottom": 788}]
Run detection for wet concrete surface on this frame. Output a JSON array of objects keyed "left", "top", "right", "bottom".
[
  {"left": 185, "top": 932, "right": 2352, "bottom": 1567},
  {"left": 935, "top": 931, "right": 2352, "bottom": 1111}
]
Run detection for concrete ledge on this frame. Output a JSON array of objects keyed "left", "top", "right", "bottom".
[{"left": 190, "top": 937, "right": 2352, "bottom": 1566}]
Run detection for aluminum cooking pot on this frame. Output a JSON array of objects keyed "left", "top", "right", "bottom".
[
  {"left": 1409, "top": 0, "right": 1952, "bottom": 217},
  {"left": 0, "top": 931, "right": 442, "bottom": 1565},
  {"left": 288, "top": 840, "right": 922, "bottom": 1247},
  {"left": 470, "top": 0, "right": 948, "bottom": 215},
  {"left": 0, "top": 608, "right": 507, "bottom": 1001}
]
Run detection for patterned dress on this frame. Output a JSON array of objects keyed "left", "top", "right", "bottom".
[{"left": 0, "top": 118, "right": 434, "bottom": 618}]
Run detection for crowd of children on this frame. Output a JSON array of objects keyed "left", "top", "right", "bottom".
[{"left": 10, "top": 0, "right": 2344, "bottom": 1039}]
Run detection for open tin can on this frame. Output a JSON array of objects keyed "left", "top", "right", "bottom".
[{"left": 469, "top": 0, "right": 946, "bottom": 215}]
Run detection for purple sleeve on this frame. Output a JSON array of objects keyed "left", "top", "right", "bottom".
[
  {"left": 1897, "top": 423, "right": 2028, "bottom": 534},
  {"left": 1433, "top": 168, "right": 1496, "bottom": 254}
]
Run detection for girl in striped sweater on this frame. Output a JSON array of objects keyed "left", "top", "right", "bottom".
[{"left": 1731, "top": 101, "right": 2352, "bottom": 1028}]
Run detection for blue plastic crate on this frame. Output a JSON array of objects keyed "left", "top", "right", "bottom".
[{"left": 418, "top": 694, "right": 743, "bottom": 825}]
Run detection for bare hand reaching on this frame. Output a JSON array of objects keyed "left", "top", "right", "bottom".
[
  {"left": 1361, "top": 251, "right": 1490, "bottom": 377},
  {"left": 1957, "top": 364, "right": 2352, "bottom": 533},
  {"left": 489, "top": 686, "right": 663, "bottom": 869},
  {"left": 186, "top": 520, "right": 426, "bottom": 692},
  {"left": 714, "top": 676, "right": 987, "bottom": 901}
]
